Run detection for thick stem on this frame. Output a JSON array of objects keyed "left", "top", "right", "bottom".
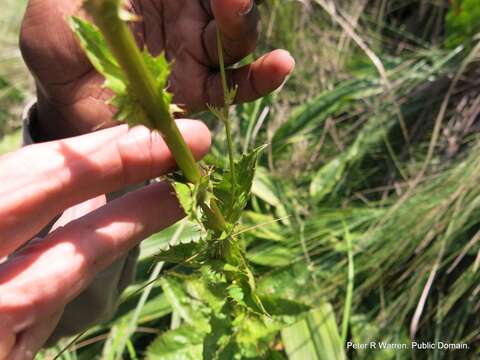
[{"left": 86, "top": 0, "right": 227, "bottom": 231}]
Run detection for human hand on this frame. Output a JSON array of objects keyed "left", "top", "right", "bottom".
[
  {"left": 20, "top": 0, "right": 295, "bottom": 140},
  {"left": 0, "top": 120, "right": 210, "bottom": 359}
]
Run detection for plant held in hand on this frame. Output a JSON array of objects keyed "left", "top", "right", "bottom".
[{"left": 69, "top": 0, "right": 285, "bottom": 356}]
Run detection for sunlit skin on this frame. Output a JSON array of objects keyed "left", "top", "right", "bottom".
[
  {"left": 0, "top": 0, "right": 294, "bottom": 358},
  {"left": 0, "top": 123, "right": 211, "bottom": 359},
  {"left": 20, "top": 0, "right": 295, "bottom": 140}
]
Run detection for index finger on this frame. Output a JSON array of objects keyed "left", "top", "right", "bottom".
[{"left": 0, "top": 120, "right": 210, "bottom": 258}]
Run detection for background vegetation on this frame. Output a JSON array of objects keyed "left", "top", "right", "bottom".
[{"left": 1, "top": 0, "right": 480, "bottom": 359}]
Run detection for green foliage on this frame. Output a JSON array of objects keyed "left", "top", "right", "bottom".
[
  {"left": 69, "top": 4, "right": 299, "bottom": 359},
  {"left": 445, "top": 0, "right": 480, "bottom": 48},
  {"left": 271, "top": 80, "right": 374, "bottom": 155},
  {"left": 69, "top": 17, "right": 178, "bottom": 128},
  {"left": 25, "top": 1, "right": 480, "bottom": 359},
  {"left": 0, "top": 76, "right": 25, "bottom": 136},
  {"left": 214, "top": 146, "right": 267, "bottom": 223},
  {"left": 0, "top": 0, "right": 31, "bottom": 134},
  {"left": 154, "top": 241, "right": 203, "bottom": 265},
  {"left": 171, "top": 174, "right": 212, "bottom": 224},
  {"left": 282, "top": 305, "right": 346, "bottom": 360},
  {"left": 146, "top": 325, "right": 204, "bottom": 360},
  {"left": 202, "top": 305, "right": 236, "bottom": 360},
  {"left": 144, "top": 269, "right": 310, "bottom": 360},
  {"left": 310, "top": 111, "right": 386, "bottom": 203},
  {"left": 0, "top": 128, "right": 21, "bottom": 155}
]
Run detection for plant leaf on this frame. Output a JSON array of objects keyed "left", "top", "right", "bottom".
[
  {"left": 247, "top": 244, "right": 296, "bottom": 267},
  {"left": 69, "top": 16, "right": 178, "bottom": 127},
  {"left": 160, "top": 275, "right": 209, "bottom": 328},
  {"left": 171, "top": 174, "right": 212, "bottom": 224},
  {"left": 241, "top": 211, "right": 286, "bottom": 242},
  {"left": 261, "top": 297, "right": 310, "bottom": 317},
  {"left": 214, "top": 145, "right": 267, "bottom": 224},
  {"left": 171, "top": 181, "right": 197, "bottom": 221},
  {"left": 145, "top": 324, "right": 204, "bottom": 360},
  {"left": 281, "top": 305, "right": 346, "bottom": 360},
  {"left": 155, "top": 241, "right": 203, "bottom": 265},
  {"left": 203, "top": 303, "right": 237, "bottom": 360},
  {"left": 257, "top": 262, "right": 311, "bottom": 301},
  {"left": 271, "top": 80, "right": 373, "bottom": 154}
]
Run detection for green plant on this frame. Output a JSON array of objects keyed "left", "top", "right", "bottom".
[
  {"left": 446, "top": 0, "right": 480, "bottom": 48},
  {"left": 23, "top": 1, "right": 480, "bottom": 358},
  {"left": 69, "top": 0, "right": 311, "bottom": 358}
]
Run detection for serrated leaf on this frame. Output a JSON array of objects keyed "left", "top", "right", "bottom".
[
  {"left": 227, "top": 284, "right": 245, "bottom": 303},
  {"left": 214, "top": 145, "right": 267, "bottom": 224},
  {"left": 155, "top": 241, "right": 203, "bottom": 265},
  {"left": 234, "top": 315, "right": 281, "bottom": 358},
  {"left": 203, "top": 304, "right": 236, "bottom": 360},
  {"left": 171, "top": 181, "right": 197, "bottom": 221},
  {"left": 207, "top": 104, "right": 226, "bottom": 122},
  {"left": 172, "top": 175, "right": 212, "bottom": 224},
  {"left": 193, "top": 268, "right": 228, "bottom": 313},
  {"left": 205, "top": 255, "right": 268, "bottom": 316},
  {"left": 145, "top": 324, "right": 204, "bottom": 360},
  {"left": 69, "top": 17, "right": 125, "bottom": 92},
  {"left": 230, "top": 264, "right": 268, "bottom": 316},
  {"left": 69, "top": 16, "right": 177, "bottom": 127},
  {"left": 160, "top": 276, "right": 209, "bottom": 328},
  {"left": 227, "top": 282, "right": 266, "bottom": 316},
  {"left": 225, "top": 86, "right": 238, "bottom": 106}
]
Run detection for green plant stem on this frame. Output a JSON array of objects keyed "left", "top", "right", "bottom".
[
  {"left": 215, "top": 28, "right": 236, "bottom": 215},
  {"left": 341, "top": 222, "right": 354, "bottom": 345},
  {"left": 86, "top": 0, "right": 227, "bottom": 231}
]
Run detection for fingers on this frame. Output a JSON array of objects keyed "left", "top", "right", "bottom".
[
  {"left": 0, "top": 181, "right": 182, "bottom": 331},
  {"left": 0, "top": 120, "right": 210, "bottom": 258},
  {"left": 0, "top": 323, "right": 15, "bottom": 360},
  {"left": 203, "top": 0, "right": 260, "bottom": 66},
  {"left": 51, "top": 196, "right": 107, "bottom": 231},
  {"left": 20, "top": 0, "right": 91, "bottom": 95},
  {"left": 9, "top": 311, "right": 63, "bottom": 360},
  {"left": 205, "top": 49, "right": 295, "bottom": 106}
]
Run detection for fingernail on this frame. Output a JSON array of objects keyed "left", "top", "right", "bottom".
[{"left": 240, "top": 0, "right": 255, "bottom": 16}]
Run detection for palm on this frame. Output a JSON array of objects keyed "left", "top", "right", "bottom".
[
  {"left": 21, "top": 0, "right": 294, "bottom": 139},
  {"left": 130, "top": 0, "right": 249, "bottom": 112}
]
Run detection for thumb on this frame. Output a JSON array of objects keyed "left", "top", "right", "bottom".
[{"left": 20, "top": 0, "right": 91, "bottom": 98}]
